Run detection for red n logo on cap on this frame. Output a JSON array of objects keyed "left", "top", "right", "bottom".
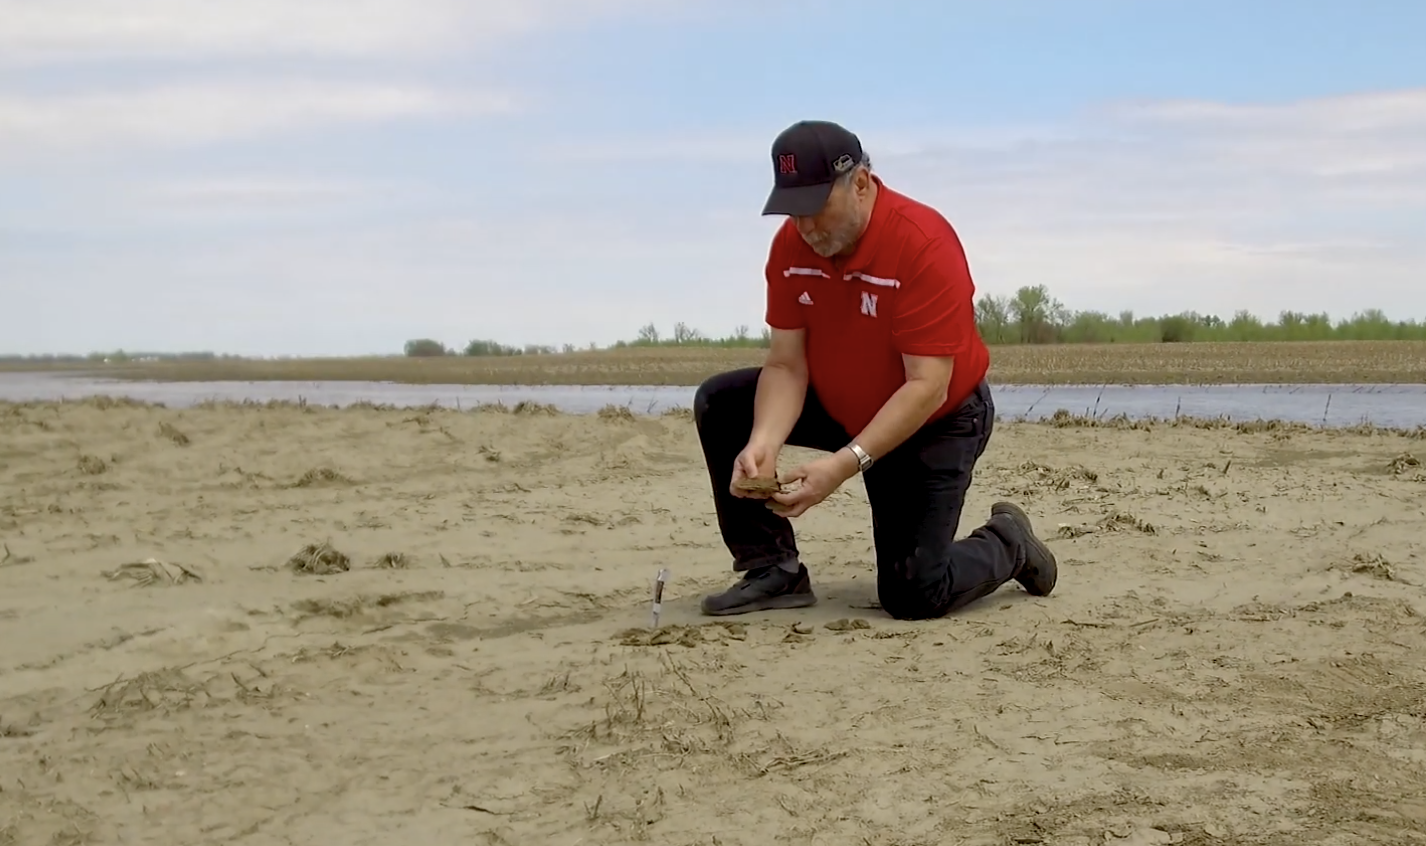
[{"left": 777, "top": 154, "right": 796, "bottom": 174}]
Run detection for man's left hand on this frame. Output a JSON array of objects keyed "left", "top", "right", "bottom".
[{"left": 768, "top": 449, "right": 859, "bottom": 519}]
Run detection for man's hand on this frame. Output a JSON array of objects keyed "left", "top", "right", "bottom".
[
  {"left": 768, "top": 449, "right": 859, "bottom": 518},
  {"left": 731, "top": 439, "right": 782, "bottom": 498}
]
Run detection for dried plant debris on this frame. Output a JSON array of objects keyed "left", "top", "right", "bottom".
[
  {"left": 104, "top": 558, "right": 202, "bottom": 587},
  {"left": 291, "top": 590, "right": 444, "bottom": 620},
  {"left": 0, "top": 716, "right": 35, "bottom": 738},
  {"left": 158, "top": 421, "right": 190, "bottom": 445},
  {"left": 617, "top": 621, "right": 748, "bottom": 647},
  {"left": 512, "top": 400, "right": 558, "bottom": 415},
  {"left": 90, "top": 669, "right": 210, "bottom": 719},
  {"left": 824, "top": 618, "right": 871, "bottom": 632},
  {"left": 288, "top": 467, "right": 355, "bottom": 488},
  {"left": 1, "top": 543, "right": 36, "bottom": 567},
  {"left": 289, "top": 641, "right": 363, "bottom": 662},
  {"left": 1059, "top": 511, "right": 1158, "bottom": 538},
  {"left": 1388, "top": 452, "right": 1420, "bottom": 475},
  {"left": 1016, "top": 460, "right": 1100, "bottom": 488},
  {"left": 372, "top": 552, "right": 412, "bottom": 569},
  {"left": 286, "top": 541, "right": 350, "bottom": 575},
  {"left": 619, "top": 625, "right": 704, "bottom": 647},
  {"left": 77, "top": 454, "right": 107, "bottom": 475},
  {"left": 291, "top": 597, "right": 369, "bottom": 620},
  {"left": 1344, "top": 552, "right": 1397, "bottom": 581}
]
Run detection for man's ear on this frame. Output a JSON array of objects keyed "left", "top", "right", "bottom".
[{"left": 855, "top": 166, "right": 873, "bottom": 194}]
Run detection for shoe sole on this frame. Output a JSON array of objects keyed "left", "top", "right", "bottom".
[
  {"left": 700, "top": 591, "right": 818, "bottom": 617},
  {"left": 992, "top": 501, "right": 1058, "bottom": 596}
]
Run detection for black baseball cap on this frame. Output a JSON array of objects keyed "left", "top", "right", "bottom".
[{"left": 761, "top": 120, "right": 865, "bottom": 217}]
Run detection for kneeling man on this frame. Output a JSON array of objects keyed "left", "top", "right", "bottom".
[{"left": 694, "top": 119, "right": 1058, "bottom": 621}]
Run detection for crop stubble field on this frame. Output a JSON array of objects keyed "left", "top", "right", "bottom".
[
  {"left": 2, "top": 396, "right": 1426, "bottom": 844},
  {"left": 10, "top": 340, "right": 1426, "bottom": 386}
]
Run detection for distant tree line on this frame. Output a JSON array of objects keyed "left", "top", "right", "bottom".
[
  {"left": 402, "top": 338, "right": 575, "bottom": 357},
  {"left": 970, "top": 285, "right": 1426, "bottom": 344},
  {"left": 408, "top": 285, "right": 1426, "bottom": 357},
  {"left": 18, "top": 284, "right": 1418, "bottom": 362},
  {"left": 404, "top": 322, "right": 772, "bottom": 357}
]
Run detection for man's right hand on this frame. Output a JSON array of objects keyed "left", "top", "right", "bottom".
[{"left": 731, "top": 439, "right": 781, "bottom": 498}]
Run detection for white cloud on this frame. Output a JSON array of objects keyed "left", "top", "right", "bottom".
[
  {"left": 931, "top": 88, "right": 1426, "bottom": 319},
  {"left": 525, "top": 87, "right": 1426, "bottom": 324},
  {"left": 0, "top": 0, "right": 685, "bottom": 64},
  {"left": 0, "top": 0, "right": 689, "bottom": 163},
  {"left": 6, "top": 73, "right": 1426, "bottom": 355},
  {"left": 0, "top": 81, "right": 494, "bottom": 162}
]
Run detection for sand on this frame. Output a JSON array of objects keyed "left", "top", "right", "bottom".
[{"left": 2, "top": 398, "right": 1425, "bottom": 845}]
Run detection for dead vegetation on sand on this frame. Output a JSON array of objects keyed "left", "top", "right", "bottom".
[
  {"left": 103, "top": 558, "right": 202, "bottom": 587},
  {"left": 287, "top": 466, "right": 355, "bottom": 488},
  {"left": 1040, "top": 407, "right": 1426, "bottom": 438},
  {"left": 89, "top": 669, "right": 210, "bottom": 719},
  {"left": 1, "top": 543, "right": 36, "bottom": 567},
  {"left": 265, "top": 543, "right": 423, "bottom": 575},
  {"left": 1333, "top": 552, "right": 1401, "bottom": 582},
  {"left": 559, "top": 658, "right": 781, "bottom": 766},
  {"left": 285, "top": 541, "right": 350, "bottom": 575},
  {"left": 1058, "top": 510, "right": 1159, "bottom": 538},
  {"left": 1013, "top": 460, "right": 1102, "bottom": 493},
  {"left": 290, "top": 590, "right": 444, "bottom": 621},
  {"left": 371, "top": 551, "right": 412, "bottom": 569},
  {"left": 88, "top": 665, "right": 286, "bottom": 724},
  {"left": 1389, "top": 452, "right": 1421, "bottom": 476},
  {"left": 615, "top": 622, "right": 748, "bottom": 648},
  {"left": 597, "top": 404, "right": 637, "bottom": 422},
  {"left": 157, "top": 421, "right": 190, "bottom": 446}
]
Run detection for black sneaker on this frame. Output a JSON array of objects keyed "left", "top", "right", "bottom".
[
  {"left": 990, "top": 502, "right": 1058, "bottom": 596},
  {"left": 699, "top": 564, "right": 817, "bottom": 616}
]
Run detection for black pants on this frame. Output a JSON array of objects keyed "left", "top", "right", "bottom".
[{"left": 692, "top": 367, "right": 1022, "bottom": 620}]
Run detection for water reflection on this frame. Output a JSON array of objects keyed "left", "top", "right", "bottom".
[{"left": 2, "top": 373, "right": 1425, "bottom": 429}]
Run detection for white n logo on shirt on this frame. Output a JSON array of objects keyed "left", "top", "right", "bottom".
[{"left": 860, "top": 291, "right": 878, "bottom": 317}]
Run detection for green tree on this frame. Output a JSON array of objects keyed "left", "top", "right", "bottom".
[
  {"left": 463, "top": 339, "right": 521, "bottom": 356},
  {"left": 403, "top": 339, "right": 447, "bottom": 357}
]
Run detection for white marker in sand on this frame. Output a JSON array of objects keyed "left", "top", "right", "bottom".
[{"left": 650, "top": 568, "right": 671, "bottom": 628}]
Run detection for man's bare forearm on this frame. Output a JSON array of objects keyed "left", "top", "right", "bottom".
[
  {"left": 847, "top": 378, "right": 946, "bottom": 462},
  {"left": 750, "top": 362, "right": 808, "bottom": 447}
]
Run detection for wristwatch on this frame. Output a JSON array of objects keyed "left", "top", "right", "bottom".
[{"left": 847, "top": 441, "right": 874, "bottom": 472}]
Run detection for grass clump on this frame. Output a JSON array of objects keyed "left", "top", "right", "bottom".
[{"left": 286, "top": 541, "right": 350, "bottom": 575}]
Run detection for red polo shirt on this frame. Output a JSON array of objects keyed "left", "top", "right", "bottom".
[{"left": 764, "top": 176, "right": 990, "bottom": 437}]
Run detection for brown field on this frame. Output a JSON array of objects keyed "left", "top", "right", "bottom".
[
  {"left": 3, "top": 398, "right": 1426, "bottom": 844},
  {"left": 9, "top": 340, "right": 1426, "bottom": 385}
]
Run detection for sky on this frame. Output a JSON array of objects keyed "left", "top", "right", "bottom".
[{"left": 2, "top": 0, "right": 1424, "bottom": 357}]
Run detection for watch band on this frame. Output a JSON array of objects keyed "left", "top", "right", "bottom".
[{"left": 847, "top": 442, "right": 873, "bottom": 472}]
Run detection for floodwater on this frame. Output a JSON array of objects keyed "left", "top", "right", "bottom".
[{"left": 2, "top": 372, "right": 1425, "bottom": 429}]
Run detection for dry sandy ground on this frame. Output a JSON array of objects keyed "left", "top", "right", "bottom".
[{"left": 2, "top": 398, "right": 1426, "bottom": 846}]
